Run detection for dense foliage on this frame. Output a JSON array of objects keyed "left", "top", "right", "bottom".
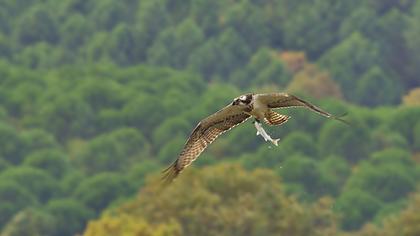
[
  {"left": 0, "top": 0, "right": 419, "bottom": 235},
  {"left": 85, "top": 164, "right": 338, "bottom": 236}
]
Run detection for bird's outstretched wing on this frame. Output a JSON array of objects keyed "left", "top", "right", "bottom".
[
  {"left": 257, "top": 93, "right": 349, "bottom": 125},
  {"left": 162, "top": 104, "right": 250, "bottom": 184}
]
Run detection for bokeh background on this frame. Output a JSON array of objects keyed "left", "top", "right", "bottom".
[{"left": 0, "top": 0, "right": 420, "bottom": 235}]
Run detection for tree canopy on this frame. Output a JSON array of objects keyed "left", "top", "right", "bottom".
[{"left": 0, "top": 0, "right": 418, "bottom": 235}]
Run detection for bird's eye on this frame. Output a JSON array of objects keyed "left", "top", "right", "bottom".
[{"left": 240, "top": 95, "right": 247, "bottom": 101}]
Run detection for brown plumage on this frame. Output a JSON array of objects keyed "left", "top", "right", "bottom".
[
  {"left": 162, "top": 92, "right": 348, "bottom": 184},
  {"left": 162, "top": 104, "right": 250, "bottom": 185}
]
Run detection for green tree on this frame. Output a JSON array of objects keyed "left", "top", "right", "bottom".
[
  {"left": 319, "top": 32, "right": 380, "bottom": 102},
  {"left": 369, "top": 9, "right": 409, "bottom": 87},
  {"left": 152, "top": 117, "right": 190, "bottom": 149},
  {"left": 414, "top": 122, "right": 420, "bottom": 151},
  {"left": 58, "top": 0, "right": 94, "bottom": 14},
  {"left": 0, "top": 8, "right": 10, "bottom": 34},
  {"left": 73, "top": 173, "right": 131, "bottom": 213},
  {"left": 122, "top": 95, "right": 164, "bottom": 136},
  {"left": 173, "top": 19, "right": 205, "bottom": 67},
  {"left": 339, "top": 7, "right": 376, "bottom": 40},
  {"left": 278, "top": 154, "right": 323, "bottom": 199},
  {"left": 278, "top": 131, "right": 318, "bottom": 158},
  {"left": 84, "top": 164, "right": 338, "bottom": 236},
  {"left": 60, "top": 171, "right": 85, "bottom": 196},
  {"left": 189, "top": 28, "right": 251, "bottom": 80},
  {"left": 187, "top": 39, "right": 219, "bottom": 80},
  {"left": 368, "top": 0, "right": 414, "bottom": 13},
  {"left": 404, "top": 0, "right": 420, "bottom": 88},
  {"left": 223, "top": 2, "right": 269, "bottom": 51},
  {"left": 108, "top": 24, "right": 142, "bottom": 65},
  {"left": 282, "top": 0, "right": 361, "bottom": 58},
  {"left": 0, "top": 181, "right": 36, "bottom": 228},
  {"left": 356, "top": 193, "right": 420, "bottom": 236},
  {"left": 214, "top": 28, "right": 251, "bottom": 78},
  {"left": 318, "top": 156, "right": 350, "bottom": 197},
  {"left": 15, "top": 6, "right": 59, "bottom": 45},
  {"left": 0, "top": 34, "right": 11, "bottom": 58},
  {"left": 77, "top": 78, "right": 125, "bottom": 112},
  {"left": 371, "top": 128, "right": 409, "bottom": 150},
  {"left": 345, "top": 162, "right": 415, "bottom": 202},
  {"left": 221, "top": 121, "right": 260, "bottom": 157},
  {"left": 369, "top": 148, "right": 413, "bottom": 167},
  {"left": 389, "top": 107, "right": 420, "bottom": 148},
  {"left": 240, "top": 143, "right": 287, "bottom": 170},
  {"left": 77, "top": 128, "right": 149, "bottom": 174},
  {"left": 95, "top": 108, "right": 124, "bottom": 133},
  {"left": 190, "top": 0, "right": 221, "bottom": 36},
  {"left": 147, "top": 19, "right": 204, "bottom": 69},
  {"left": 136, "top": 0, "right": 170, "bottom": 46},
  {"left": 335, "top": 189, "right": 382, "bottom": 230},
  {"left": 23, "top": 149, "right": 69, "bottom": 178},
  {"left": 127, "top": 160, "right": 161, "bottom": 190},
  {"left": 157, "top": 135, "right": 185, "bottom": 164},
  {"left": 0, "top": 123, "right": 24, "bottom": 164},
  {"left": 13, "top": 42, "right": 59, "bottom": 69},
  {"left": 355, "top": 66, "right": 401, "bottom": 106},
  {"left": 0, "top": 167, "right": 60, "bottom": 203},
  {"left": 20, "top": 129, "right": 59, "bottom": 154},
  {"left": 90, "top": 0, "right": 130, "bottom": 30},
  {"left": 60, "top": 13, "right": 92, "bottom": 50},
  {"left": 231, "top": 47, "right": 290, "bottom": 88},
  {"left": 46, "top": 199, "right": 94, "bottom": 236},
  {"left": 38, "top": 95, "right": 95, "bottom": 141},
  {"left": 0, "top": 159, "right": 10, "bottom": 172},
  {"left": 319, "top": 118, "right": 372, "bottom": 163},
  {"left": 1, "top": 208, "right": 55, "bottom": 236},
  {"left": 6, "top": 78, "right": 44, "bottom": 117},
  {"left": 84, "top": 32, "right": 111, "bottom": 63}
]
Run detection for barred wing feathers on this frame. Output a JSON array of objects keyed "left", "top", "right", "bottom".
[
  {"left": 162, "top": 104, "right": 250, "bottom": 184},
  {"left": 257, "top": 93, "right": 349, "bottom": 124}
]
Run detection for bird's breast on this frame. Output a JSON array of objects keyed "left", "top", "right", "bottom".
[{"left": 248, "top": 98, "right": 268, "bottom": 120}]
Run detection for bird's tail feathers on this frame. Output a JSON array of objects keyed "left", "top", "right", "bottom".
[{"left": 272, "top": 138, "right": 280, "bottom": 146}]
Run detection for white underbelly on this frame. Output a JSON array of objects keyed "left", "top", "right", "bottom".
[{"left": 249, "top": 98, "right": 268, "bottom": 120}]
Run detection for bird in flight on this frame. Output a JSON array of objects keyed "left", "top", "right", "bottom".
[{"left": 162, "top": 93, "right": 348, "bottom": 183}]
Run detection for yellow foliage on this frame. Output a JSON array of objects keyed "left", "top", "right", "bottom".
[
  {"left": 412, "top": 152, "right": 420, "bottom": 164},
  {"left": 287, "top": 64, "right": 343, "bottom": 99},
  {"left": 83, "top": 164, "right": 338, "bottom": 236},
  {"left": 83, "top": 215, "right": 182, "bottom": 236},
  {"left": 278, "top": 51, "right": 307, "bottom": 74},
  {"left": 403, "top": 87, "right": 420, "bottom": 106},
  {"left": 66, "top": 138, "right": 88, "bottom": 161}
]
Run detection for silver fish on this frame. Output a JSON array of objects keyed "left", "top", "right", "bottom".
[{"left": 254, "top": 121, "right": 280, "bottom": 146}]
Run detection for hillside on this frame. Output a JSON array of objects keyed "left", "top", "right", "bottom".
[{"left": 0, "top": 0, "right": 419, "bottom": 235}]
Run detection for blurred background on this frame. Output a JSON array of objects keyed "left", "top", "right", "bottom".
[{"left": 0, "top": 0, "right": 419, "bottom": 235}]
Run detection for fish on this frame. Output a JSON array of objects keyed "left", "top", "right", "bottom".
[{"left": 253, "top": 121, "right": 280, "bottom": 146}]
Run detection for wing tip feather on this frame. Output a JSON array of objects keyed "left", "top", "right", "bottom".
[
  {"left": 161, "top": 160, "right": 181, "bottom": 186},
  {"left": 332, "top": 112, "right": 351, "bottom": 126}
]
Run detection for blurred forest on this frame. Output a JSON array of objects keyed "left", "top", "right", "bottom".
[{"left": 0, "top": 0, "right": 419, "bottom": 235}]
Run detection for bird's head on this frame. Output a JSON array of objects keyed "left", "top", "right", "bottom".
[{"left": 232, "top": 94, "right": 253, "bottom": 106}]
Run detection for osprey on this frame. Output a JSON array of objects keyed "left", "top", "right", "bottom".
[{"left": 162, "top": 93, "right": 348, "bottom": 183}]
